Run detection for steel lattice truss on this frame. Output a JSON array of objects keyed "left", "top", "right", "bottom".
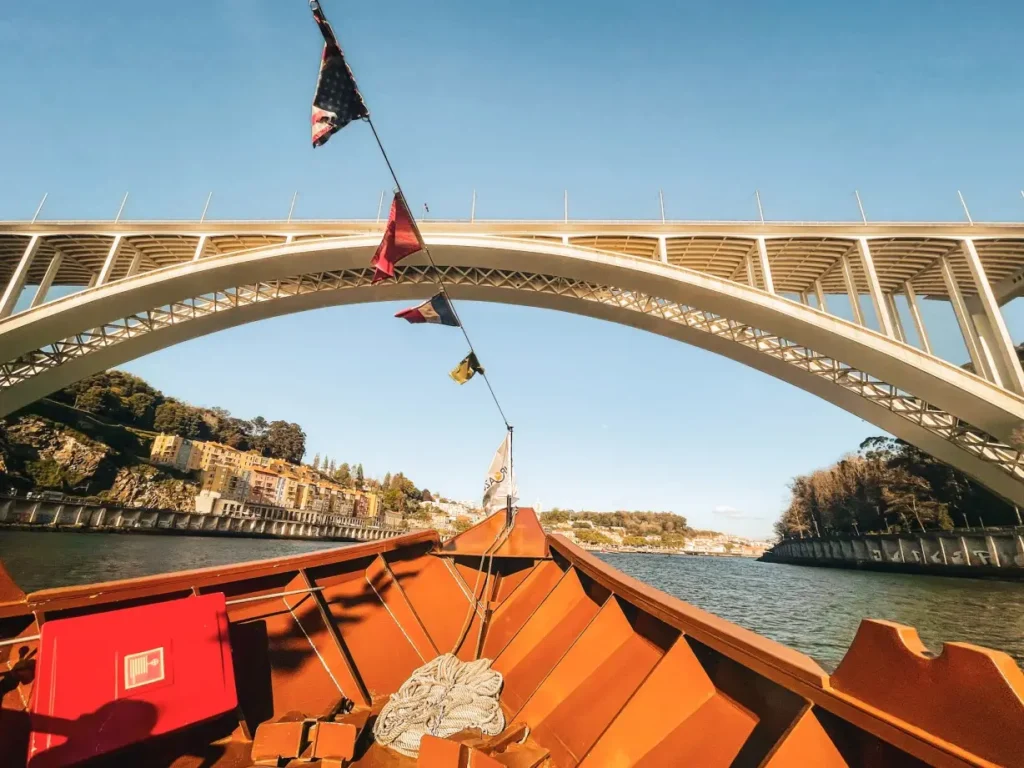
[{"left": 3, "top": 265, "right": 1023, "bottom": 482}]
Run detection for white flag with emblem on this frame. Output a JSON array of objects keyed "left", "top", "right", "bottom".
[{"left": 482, "top": 431, "right": 517, "bottom": 515}]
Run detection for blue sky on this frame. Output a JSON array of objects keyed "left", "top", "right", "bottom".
[{"left": 3, "top": 0, "right": 1024, "bottom": 537}]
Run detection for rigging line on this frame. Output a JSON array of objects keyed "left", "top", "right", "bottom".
[{"left": 365, "top": 117, "right": 510, "bottom": 429}]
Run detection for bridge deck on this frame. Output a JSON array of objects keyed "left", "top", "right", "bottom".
[{"left": 3, "top": 220, "right": 1024, "bottom": 299}]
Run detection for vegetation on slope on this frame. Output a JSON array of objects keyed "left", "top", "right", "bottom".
[
  {"left": 1, "top": 371, "right": 435, "bottom": 516},
  {"left": 775, "top": 436, "right": 1020, "bottom": 538},
  {"left": 53, "top": 371, "right": 307, "bottom": 464}
]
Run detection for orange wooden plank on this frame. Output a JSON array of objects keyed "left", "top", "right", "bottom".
[
  {"left": 365, "top": 556, "right": 438, "bottom": 662},
  {"left": 579, "top": 633, "right": 715, "bottom": 767},
  {"left": 491, "top": 561, "right": 534, "bottom": 604},
  {"left": 442, "top": 508, "right": 548, "bottom": 558},
  {"left": 632, "top": 693, "right": 758, "bottom": 767},
  {"left": 298, "top": 569, "right": 372, "bottom": 708},
  {"left": 482, "top": 560, "right": 564, "bottom": 659},
  {"left": 830, "top": 619, "right": 1024, "bottom": 768},
  {"left": 760, "top": 707, "right": 849, "bottom": 768},
  {"left": 387, "top": 552, "right": 474, "bottom": 655},
  {"left": 516, "top": 597, "right": 665, "bottom": 766},
  {"left": 492, "top": 569, "right": 603, "bottom": 716},
  {"left": 320, "top": 569, "right": 424, "bottom": 698}
]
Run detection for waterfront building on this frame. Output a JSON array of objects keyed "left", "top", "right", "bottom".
[
  {"left": 150, "top": 434, "right": 196, "bottom": 472},
  {"left": 190, "top": 440, "right": 246, "bottom": 472},
  {"left": 150, "top": 433, "right": 384, "bottom": 526},
  {"left": 200, "top": 465, "right": 250, "bottom": 502},
  {"left": 248, "top": 467, "right": 280, "bottom": 505}
]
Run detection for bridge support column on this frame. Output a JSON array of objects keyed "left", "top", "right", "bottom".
[
  {"left": 756, "top": 237, "right": 775, "bottom": 294},
  {"left": 903, "top": 280, "right": 932, "bottom": 354},
  {"left": 124, "top": 244, "right": 145, "bottom": 278},
  {"left": 96, "top": 235, "right": 124, "bottom": 286},
  {"left": 840, "top": 252, "right": 864, "bottom": 326},
  {"left": 193, "top": 235, "right": 208, "bottom": 261},
  {"left": 941, "top": 254, "right": 993, "bottom": 382},
  {"left": 884, "top": 293, "right": 906, "bottom": 343},
  {"left": 0, "top": 235, "right": 41, "bottom": 318},
  {"left": 813, "top": 279, "right": 827, "bottom": 312},
  {"left": 857, "top": 238, "right": 895, "bottom": 337},
  {"left": 658, "top": 237, "right": 667, "bottom": 264},
  {"left": 31, "top": 250, "right": 63, "bottom": 308},
  {"left": 961, "top": 239, "right": 1024, "bottom": 395}
]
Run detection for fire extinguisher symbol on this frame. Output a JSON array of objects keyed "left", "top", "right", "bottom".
[{"left": 124, "top": 647, "right": 165, "bottom": 690}]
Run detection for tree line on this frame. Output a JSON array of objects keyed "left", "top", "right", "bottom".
[
  {"left": 775, "top": 436, "right": 1021, "bottom": 538},
  {"left": 21, "top": 370, "right": 445, "bottom": 517},
  {"left": 54, "top": 371, "right": 307, "bottom": 463},
  {"left": 540, "top": 509, "right": 689, "bottom": 536}
]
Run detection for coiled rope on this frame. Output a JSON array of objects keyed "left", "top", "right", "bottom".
[{"left": 372, "top": 653, "right": 505, "bottom": 757}]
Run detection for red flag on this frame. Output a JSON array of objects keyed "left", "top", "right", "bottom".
[{"left": 372, "top": 194, "right": 421, "bottom": 283}]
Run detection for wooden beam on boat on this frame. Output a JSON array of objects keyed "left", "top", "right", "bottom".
[
  {"left": 297, "top": 568, "right": 372, "bottom": 709},
  {"left": 17, "top": 531, "right": 438, "bottom": 616},
  {"left": 364, "top": 556, "right": 438, "bottom": 662},
  {"left": 440, "top": 508, "right": 549, "bottom": 559}
]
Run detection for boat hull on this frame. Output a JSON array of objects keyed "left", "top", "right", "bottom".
[{"left": 0, "top": 524, "right": 1021, "bottom": 767}]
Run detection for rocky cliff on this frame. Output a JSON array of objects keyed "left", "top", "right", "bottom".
[
  {"left": 102, "top": 465, "right": 198, "bottom": 511},
  {"left": 2, "top": 416, "right": 115, "bottom": 490},
  {"left": 1, "top": 408, "right": 199, "bottom": 512}
]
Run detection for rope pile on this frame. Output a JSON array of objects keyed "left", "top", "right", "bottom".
[{"left": 372, "top": 653, "right": 505, "bottom": 757}]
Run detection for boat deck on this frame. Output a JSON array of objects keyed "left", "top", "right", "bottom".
[{"left": 1, "top": 509, "right": 1022, "bottom": 767}]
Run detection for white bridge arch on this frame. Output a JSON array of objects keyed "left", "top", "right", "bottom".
[{"left": 3, "top": 220, "right": 1024, "bottom": 502}]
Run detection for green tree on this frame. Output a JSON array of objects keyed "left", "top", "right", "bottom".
[
  {"left": 75, "top": 386, "right": 118, "bottom": 416},
  {"left": 334, "top": 462, "right": 352, "bottom": 486},
  {"left": 153, "top": 402, "right": 206, "bottom": 439},
  {"left": 540, "top": 509, "right": 571, "bottom": 525},
  {"left": 383, "top": 487, "right": 405, "bottom": 513},
  {"left": 452, "top": 516, "right": 473, "bottom": 533},
  {"left": 574, "top": 529, "right": 613, "bottom": 546},
  {"left": 264, "top": 421, "right": 306, "bottom": 464},
  {"left": 312, "top": 453, "right": 320, "bottom": 470},
  {"left": 126, "top": 392, "right": 156, "bottom": 426},
  {"left": 354, "top": 464, "right": 365, "bottom": 489}
]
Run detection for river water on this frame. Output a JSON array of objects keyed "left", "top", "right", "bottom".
[{"left": 1, "top": 532, "right": 1022, "bottom": 671}]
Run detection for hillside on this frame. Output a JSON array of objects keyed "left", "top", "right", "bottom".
[
  {"left": 0, "top": 398, "right": 199, "bottom": 510},
  {"left": 774, "top": 436, "right": 1020, "bottom": 537},
  {"left": 0, "top": 371, "right": 430, "bottom": 516}
]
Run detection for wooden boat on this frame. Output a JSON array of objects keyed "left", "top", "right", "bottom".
[{"left": 1, "top": 508, "right": 1022, "bottom": 767}]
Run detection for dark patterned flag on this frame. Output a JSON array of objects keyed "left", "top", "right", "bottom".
[
  {"left": 310, "top": 0, "right": 369, "bottom": 147},
  {"left": 395, "top": 293, "right": 460, "bottom": 326},
  {"left": 450, "top": 352, "right": 485, "bottom": 385},
  {"left": 372, "top": 194, "right": 422, "bottom": 283}
]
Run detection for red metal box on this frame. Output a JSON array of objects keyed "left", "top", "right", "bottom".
[{"left": 27, "top": 593, "right": 237, "bottom": 767}]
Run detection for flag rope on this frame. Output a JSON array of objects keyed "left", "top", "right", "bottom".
[{"left": 365, "top": 118, "right": 511, "bottom": 430}]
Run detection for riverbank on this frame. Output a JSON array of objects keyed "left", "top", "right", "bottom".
[
  {"left": 0, "top": 495, "right": 400, "bottom": 544},
  {"left": 580, "top": 545, "right": 762, "bottom": 557},
  {"left": 762, "top": 529, "right": 1024, "bottom": 581}
]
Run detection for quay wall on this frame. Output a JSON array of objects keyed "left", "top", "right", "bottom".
[
  {"left": 0, "top": 496, "right": 401, "bottom": 543},
  {"left": 761, "top": 529, "right": 1024, "bottom": 580}
]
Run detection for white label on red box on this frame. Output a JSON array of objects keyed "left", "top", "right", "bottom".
[{"left": 124, "top": 647, "right": 165, "bottom": 690}]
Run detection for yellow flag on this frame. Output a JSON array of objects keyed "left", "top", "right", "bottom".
[{"left": 449, "top": 352, "right": 484, "bottom": 384}]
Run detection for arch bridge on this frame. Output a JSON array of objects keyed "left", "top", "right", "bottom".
[{"left": 3, "top": 218, "right": 1024, "bottom": 502}]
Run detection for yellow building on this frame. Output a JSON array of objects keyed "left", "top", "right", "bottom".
[
  {"left": 248, "top": 467, "right": 280, "bottom": 505},
  {"left": 193, "top": 441, "right": 245, "bottom": 471},
  {"left": 239, "top": 452, "right": 273, "bottom": 471},
  {"left": 150, "top": 434, "right": 193, "bottom": 471},
  {"left": 276, "top": 472, "right": 302, "bottom": 509},
  {"left": 200, "top": 465, "right": 250, "bottom": 502}
]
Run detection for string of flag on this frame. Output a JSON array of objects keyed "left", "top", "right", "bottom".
[{"left": 308, "top": 0, "right": 509, "bottom": 428}]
